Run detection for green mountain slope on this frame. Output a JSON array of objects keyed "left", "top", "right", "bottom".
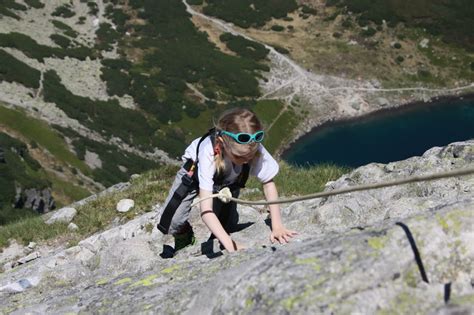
[
  {"left": 0, "top": 106, "right": 91, "bottom": 222},
  {"left": 325, "top": 0, "right": 474, "bottom": 50},
  {"left": 0, "top": 132, "right": 52, "bottom": 224},
  {"left": 0, "top": 0, "right": 298, "bottom": 216},
  {"left": 0, "top": 0, "right": 472, "bottom": 217}
]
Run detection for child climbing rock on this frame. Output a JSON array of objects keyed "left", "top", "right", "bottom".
[{"left": 157, "top": 107, "right": 297, "bottom": 255}]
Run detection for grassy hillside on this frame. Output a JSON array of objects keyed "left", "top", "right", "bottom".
[
  {"left": 202, "top": 0, "right": 298, "bottom": 28},
  {"left": 191, "top": 0, "right": 473, "bottom": 87},
  {"left": 0, "top": 0, "right": 300, "bottom": 157},
  {"left": 325, "top": 0, "right": 474, "bottom": 51},
  {"left": 0, "top": 105, "right": 92, "bottom": 219},
  {"left": 0, "top": 105, "right": 90, "bottom": 174},
  {"left": 0, "top": 162, "right": 349, "bottom": 249},
  {"left": 0, "top": 131, "right": 89, "bottom": 226},
  {"left": 0, "top": 132, "right": 50, "bottom": 223},
  {"left": 317, "top": 0, "right": 474, "bottom": 85},
  {"left": 0, "top": 0, "right": 297, "bottom": 213},
  {"left": 0, "top": 49, "right": 40, "bottom": 88}
]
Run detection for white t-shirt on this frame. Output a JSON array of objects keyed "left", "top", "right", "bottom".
[{"left": 182, "top": 136, "right": 279, "bottom": 191}]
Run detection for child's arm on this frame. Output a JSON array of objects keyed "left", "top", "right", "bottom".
[
  {"left": 262, "top": 180, "right": 297, "bottom": 244},
  {"left": 199, "top": 189, "right": 238, "bottom": 252}
]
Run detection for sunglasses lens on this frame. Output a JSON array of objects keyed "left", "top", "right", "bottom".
[
  {"left": 254, "top": 131, "right": 264, "bottom": 142},
  {"left": 237, "top": 134, "right": 251, "bottom": 143}
]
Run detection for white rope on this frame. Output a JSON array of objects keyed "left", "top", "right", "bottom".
[
  {"left": 192, "top": 166, "right": 474, "bottom": 207},
  {"left": 192, "top": 187, "right": 233, "bottom": 207}
]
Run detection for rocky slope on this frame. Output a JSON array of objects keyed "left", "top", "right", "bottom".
[{"left": 0, "top": 140, "right": 472, "bottom": 314}]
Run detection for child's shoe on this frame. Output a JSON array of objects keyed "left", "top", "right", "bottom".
[{"left": 174, "top": 230, "right": 196, "bottom": 252}]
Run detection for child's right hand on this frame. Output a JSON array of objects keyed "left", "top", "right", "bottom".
[
  {"left": 227, "top": 240, "right": 245, "bottom": 252},
  {"left": 234, "top": 241, "right": 246, "bottom": 251}
]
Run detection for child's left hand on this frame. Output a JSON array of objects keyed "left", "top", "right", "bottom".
[{"left": 270, "top": 226, "right": 298, "bottom": 244}]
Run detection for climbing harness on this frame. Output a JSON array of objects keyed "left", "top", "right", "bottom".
[
  {"left": 157, "top": 128, "right": 250, "bottom": 234},
  {"left": 192, "top": 166, "right": 474, "bottom": 207}
]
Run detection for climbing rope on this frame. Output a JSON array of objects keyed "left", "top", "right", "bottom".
[{"left": 192, "top": 166, "right": 474, "bottom": 207}]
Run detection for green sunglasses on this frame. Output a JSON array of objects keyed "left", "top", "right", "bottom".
[{"left": 220, "top": 130, "right": 265, "bottom": 144}]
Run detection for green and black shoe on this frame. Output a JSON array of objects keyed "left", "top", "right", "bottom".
[{"left": 174, "top": 230, "right": 196, "bottom": 252}]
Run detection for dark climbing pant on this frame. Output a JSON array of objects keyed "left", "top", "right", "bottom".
[{"left": 159, "top": 166, "right": 239, "bottom": 235}]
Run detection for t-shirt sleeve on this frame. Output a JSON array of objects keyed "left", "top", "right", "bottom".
[
  {"left": 197, "top": 138, "right": 215, "bottom": 191},
  {"left": 251, "top": 145, "right": 279, "bottom": 183}
]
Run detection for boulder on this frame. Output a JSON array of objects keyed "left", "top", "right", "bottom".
[
  {"left": 27, "top": 242, "right": 37, "bottom": 250},
  {"left": 84, "top": 150, "right": 102, "bottom": 169},
  {"left": 130, "top": 174, "right": 141, "bottom": 180},
  {"left": 116, "top": 199, "right": 134, "bottom": 213},
  {"left": 45, "top": 207, "right": 77, "bottom": 225},
  {"left": 15, "top": 252, "right": 41, "bottom": 266},
  {"left": 377, "top": 97, "right": 389, "bottom": 107},
  {"left": 419, "top": 38, "right": 429, "bottom": 48},
  {"left": 68, "top": 223, "right": 79, "bottom": 231}
]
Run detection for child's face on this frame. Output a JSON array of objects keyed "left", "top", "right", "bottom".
[
  {"left": 224, "top": 145, "right": 256, "bottom": 165},
  {"left": 228, "top": 153, "right": 252, "bottom": 165}
]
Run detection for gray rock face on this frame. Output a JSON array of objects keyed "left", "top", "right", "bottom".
[
  {"left": 0, "top": 141, "right": 473, "bottom": 314},
  {"left": 0, "top": 146, "right": 5, "bottom": 163},
  {"left": 14, "top": 187, "right": 55, "bottom": 213},
  {"left": 45, "top": 207, "right": 77, "bottom": 225}
]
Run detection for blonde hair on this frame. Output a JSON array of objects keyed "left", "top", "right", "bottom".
[{"left": 214, "top": 108, "right": 263, "bottom": 175}]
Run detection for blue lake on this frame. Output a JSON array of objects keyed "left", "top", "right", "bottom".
[{"left": 283, "top": 96, "right": 474, "bottom": 167}]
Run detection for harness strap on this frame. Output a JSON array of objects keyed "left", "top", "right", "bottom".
[
  {"left": 239, "top": 164, "right": 250, "bottom": 188},
  {"left": 158, "top": 129, "right": 216, "bottom": 234},
  {"left": 157, "top": 160, "right": 196, "bottom": 234},
  {"left": 190, "top": 128, "right": 216, "bottom": 177}
]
